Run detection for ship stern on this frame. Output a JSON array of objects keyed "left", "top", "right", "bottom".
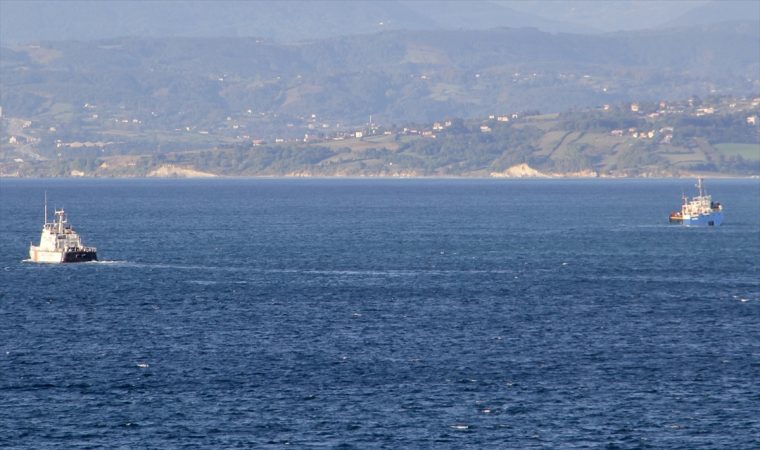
[{"left": 63, "top": 251, "right": 98, "bottom": 263}]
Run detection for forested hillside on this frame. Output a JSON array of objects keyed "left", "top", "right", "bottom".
[
  {"left": 2, "top": 22, "right": 758, "bottom": 129},
  {"left": 3, "top": 95, "right": 757, "bottom": 178}
]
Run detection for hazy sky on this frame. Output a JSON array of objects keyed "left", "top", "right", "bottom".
[
  {"left": 499, "top": 0, "right": 710, "bottom": 31},
  {"left": 0, "top": 0, "right": 755, "bottom": 45}
]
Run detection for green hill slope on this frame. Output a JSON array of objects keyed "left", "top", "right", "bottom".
[
  {"left": 3, "top": 96, "right": 757, "bottom": 178},
  {"left": 2, "top": 23, "right": 758, "bottom": 128}
]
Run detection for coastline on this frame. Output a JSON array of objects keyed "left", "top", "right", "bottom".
[
  {"left": 3, "top": 173, "right": 757, "bottom": 179},
  {"left": 3, "top": 160, "right": 757, "bottom": 179},
  {"left": 3, "top": 159, "right": 758, "bottom": 180}
]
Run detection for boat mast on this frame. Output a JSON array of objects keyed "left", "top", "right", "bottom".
[{"left": 44, "top": 191, "right": 47, "bottom": 225}]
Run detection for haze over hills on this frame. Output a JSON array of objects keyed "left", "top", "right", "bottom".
[
  {"left": 2, "top": 22, "right": 758, "bottom": 125},
  {"left": 1, "top": 1, "right": 758, "bottom": 178},
  {"left": 0, "top": 0, "right": 589, "bottom": 45},
  {"left": 397, "top": 1, "right": 597, "bottom": 33},
  {"left": 501, "top": 1, "right": 709, "bottom": 32},
  {"left": 660, "top": 0, "right": 760, "bottom": 28},
  {"left": 1, "top": 0, "right": 756, "bottom": 45}
]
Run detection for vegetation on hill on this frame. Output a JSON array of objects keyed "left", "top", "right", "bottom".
[
  {"left": 1, "top": 23, "right": 758, "bottom": 131},
  {"left": 3, "top": 95, "right": 757, "bottom": 178}
]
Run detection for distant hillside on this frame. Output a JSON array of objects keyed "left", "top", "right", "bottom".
[
  {"left": 4, "top": 1, "right": 753, "bottom": 46},
  {"left": 661, "top": 0, "right": 760, "bottom": 28},
  {"left": 0, "top": 0, "right": 591, "bottom": 45},
  {"left": 3, "top": 95, "right": 758, "bottom": 178},
  {"left": 399, "top": 1, "right": 595, "bottom": 33},
  {"left": 501, "top": 0, "right": 709, "bottom": 32},
  {"left": 1, "top": 23, "right": 758, "bottom": 129}
]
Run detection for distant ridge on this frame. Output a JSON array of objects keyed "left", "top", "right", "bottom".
[
  {"left": 660, "top": 0, "right": 760, "bottom": 28},
  {"left": 3, "top": 1, "right": 756, "bottom": 46},
  {"left": 0, "top": 0, "right": 593, "bottom": 45},
  {"left": 1, "top": 23, "right": 757, "bottom": 123},
  {"left": 399, "top": 1, "right": 596, "bottom": 34}
]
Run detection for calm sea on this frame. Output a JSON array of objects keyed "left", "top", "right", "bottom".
[{"left": 1, "top": 178, "right": 759, "bottom": 449}]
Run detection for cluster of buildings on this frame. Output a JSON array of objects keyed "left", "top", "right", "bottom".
[
  {"left": 111, "top": 118, "right": 141, "bottom": 123},
  {"left": 600, "top": 96, "right": 760, "bottom": 145},
  {"left": 7, "top": 121, "right": 33, "bottom": 145},
  {"left": 603, "top": 96, "right": 760, "bottom": 120},
  {"left": 480, "top": 113, "right": 523, "bottom": 133},
  {"left": 55, "top": 141, "right": 113, "bottom": 148},
  {"left": 610, "top": 126, "right": 674, "bottom": 143}
]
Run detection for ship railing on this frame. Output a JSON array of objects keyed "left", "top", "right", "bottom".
[{"left": 65, "top": 246, "right": 96, "bottom": 252}]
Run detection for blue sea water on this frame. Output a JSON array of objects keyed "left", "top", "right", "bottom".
[{"left": 1, "top": 178, "right": 759, "bottom": 449}]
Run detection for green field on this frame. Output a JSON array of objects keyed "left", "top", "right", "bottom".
[
  {"left": 41, "top": 103, "right": 74, "bottom": 120},
  {"left": 714, "top": 143, "right": 760, "bottom": 161}
]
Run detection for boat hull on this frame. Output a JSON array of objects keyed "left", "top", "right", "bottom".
[
  {"left": 63, "top": 251, "right": 98, "bottom": 263},
  {"left": 682, "top": 212, "right": 723, "bottom": 227},
  {"left": 30, "top": 247, "right": 97, "bottom": 263}
]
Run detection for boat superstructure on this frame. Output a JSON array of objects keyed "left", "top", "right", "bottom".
[
  {"left": 669, "top": 178, "right": 723, "bottom": 226},
  {"left": 29, "top": 196, "right": 97, "bottom": 263}
]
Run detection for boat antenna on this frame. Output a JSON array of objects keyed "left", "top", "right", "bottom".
[{"left": 44, "top": 190, "right": 47, "bottom": 224}]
